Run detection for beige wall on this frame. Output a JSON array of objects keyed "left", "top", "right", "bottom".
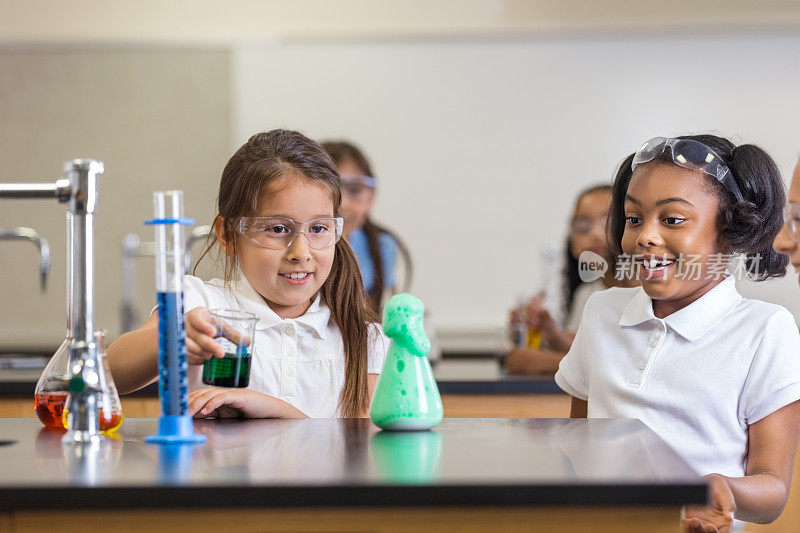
[
  {"left": 3, "top": 3, "right": 800, "bottom": 352},
  {"left": 233, "top": 35, "right": 800, "bottom": 349},
  {"left": 2, "top": 0, "right": 800, "bottom": 43},
  {"left": 0, "top": 47, "right": 230, "bottom": 349}
]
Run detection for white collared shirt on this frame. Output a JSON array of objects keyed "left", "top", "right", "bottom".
[
  {"left": 182, "top": 275, "right": 388, "bottom": 418},
  {"left": 555, "top": 276, "right": 800, "bottom": 477}
]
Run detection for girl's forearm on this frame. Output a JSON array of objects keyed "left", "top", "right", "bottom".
[
  {"left": 272, "top": 397, "right": 309, "bottom": 418},
  {"left": 106, "top": 326, "right": 159, "bottom": 394},
  {"left": 546, "top": 329, "right": 576, "bottom": 352},
  {"left": 719, "top": 472, "right": 790, "bottom": 524}
]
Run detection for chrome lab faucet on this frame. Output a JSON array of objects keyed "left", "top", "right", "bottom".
[
  {"left": 0, "top": 227, "right": 51, "bottom": 291},
  {"left": 0, "top": 160, "right": 105, "bottom": 444}
]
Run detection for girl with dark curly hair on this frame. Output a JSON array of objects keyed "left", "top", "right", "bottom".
[{"left": 557, "top": 134, "right": 800, "bottom": 531}]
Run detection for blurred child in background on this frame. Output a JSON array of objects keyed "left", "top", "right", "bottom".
[
  {"left": 506, "top": 155, "right": 637, "bottom": 375},
  {"left": 321, "top": 141, "right": 412, "bottom": 313}
]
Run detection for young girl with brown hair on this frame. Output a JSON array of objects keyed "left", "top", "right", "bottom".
[{"left": 108, "top": 130, "right": 387, "bottom": 418}]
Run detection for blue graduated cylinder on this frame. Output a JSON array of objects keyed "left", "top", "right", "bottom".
[
  {"left": 144, "top": 208, "right": 204, "bottom": 445},
  {"left": 156, "top": 291, "right": 188, "bottom": 416}
]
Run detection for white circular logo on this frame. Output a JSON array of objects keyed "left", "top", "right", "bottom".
[{"left": 578, "top": 251, "right": 608, "bottom": 282}]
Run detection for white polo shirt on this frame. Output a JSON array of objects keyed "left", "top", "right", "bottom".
[
  {"left": 182, "top": 275, "right": 388, "bottom": 418},
  {"left": 555, "top": 275, "right": 800, "bottom": 477}
]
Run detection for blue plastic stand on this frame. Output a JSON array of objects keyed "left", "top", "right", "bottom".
[{"left": 145, "top": 415, "right": 205, "bottom": 444}]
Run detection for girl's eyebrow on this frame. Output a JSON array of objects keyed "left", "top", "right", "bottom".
[
  {"left": 624, "top": 194, "right": 694, "bottom": 208},
  {"left": 257, "top": 214, "right": 333, "bottom": 219},
  {"left": 655, "top": 197, "right": 695, "bottom": 208}
]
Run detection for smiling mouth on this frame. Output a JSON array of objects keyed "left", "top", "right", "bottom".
[
  {"left": 641, "top": 258, "right": 675, "bottom": 271},
  {"left": 637, "top": 256, "right": 676, "bottom": 277},
  {"left": 280, "top": 272, "right": 311, "bottom": 280}
]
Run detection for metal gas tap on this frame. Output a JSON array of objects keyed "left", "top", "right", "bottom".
[{"left": 0, "top": 160, "right": 105, "bottom": 444}]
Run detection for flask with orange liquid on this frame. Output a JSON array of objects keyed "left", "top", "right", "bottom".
[{"left": 34, "top": 330, "right": 123, "bottom": 433}]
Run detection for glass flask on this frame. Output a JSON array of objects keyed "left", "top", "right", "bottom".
[
  {"left": 34, "top": 337, "right": 71, "bottom": 428},
  {"left": 369, "top": 294, "right": 443, "bottom": 431},
  {"left": 34, "top": 330, "right": 123, "bottom": 433}
]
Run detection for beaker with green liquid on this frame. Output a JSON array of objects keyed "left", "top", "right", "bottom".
[{"left": 202, "top": 309, "right": 258, "bottom": 388}]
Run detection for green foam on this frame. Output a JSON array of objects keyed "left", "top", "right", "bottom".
[{"left": 369, "top": 294, "right": 443, "bottom": 431}]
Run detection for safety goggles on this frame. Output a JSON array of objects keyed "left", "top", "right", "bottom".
[
  {"left": 339, "top": 173, "right": 376, "bottom": 198},
  {"left": 631, "top": 137, "right": 744, "bottom": 202},
  {"left": 237, "top": 216, "right": 343, "bottom": 250},
  {"left": 783, "top": 202, "right": 800, "bottom": 243},
  {"left": 571, "top": 215, "right": 607, "bottom": 237}
]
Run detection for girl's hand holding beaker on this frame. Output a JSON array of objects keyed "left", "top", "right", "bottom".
[
  {"left": 201, "top": 309, "right": 258, "bottom": 388},
  {"left": 185, "top": 307, "right": 225, "bottom": 365},
  {"left": 524, "top": 296, "right": 557, "bottom": 332},
  {"left": 524, "top": 296, "right": 574, "bottom": 352}
]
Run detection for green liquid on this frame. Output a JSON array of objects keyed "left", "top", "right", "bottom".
[{"left": 202, "top": 354, "right": 251, "bottom": 388}]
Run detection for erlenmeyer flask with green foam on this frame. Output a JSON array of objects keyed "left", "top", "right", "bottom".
[{"left": 369, "top": 294, "right": 443, "bottom": 430}]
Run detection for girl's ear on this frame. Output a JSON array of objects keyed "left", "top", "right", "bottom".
[
  {"left": 214, "top": 216, "right": 235, "bottom": 257},
  {"left": 715, "top": 207, "right": 734, "bottom": 255}
]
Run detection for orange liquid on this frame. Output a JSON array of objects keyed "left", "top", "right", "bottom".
[
  {"left": 526, "top": 327, "right": 542, "bottom": 349},
  {"left": 34, "top": 392, "right": 67, "bottom": 428},
  {"left": 99, "top": 410, "right": 123, "bottom": 433},
  {"left": 34, "top": 392, "right": 123, "bottom": 433}
]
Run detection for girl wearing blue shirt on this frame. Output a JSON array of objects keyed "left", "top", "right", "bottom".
[{"left": 322, "top": 141, "right": 411, "bottom": 312}]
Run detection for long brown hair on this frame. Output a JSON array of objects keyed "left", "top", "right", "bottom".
[
  {"left": 195, "top": 130, "right": 377, "bottom": 417},
  {"left": 321, "top": 140, "right": 413, "bottom": 311}
]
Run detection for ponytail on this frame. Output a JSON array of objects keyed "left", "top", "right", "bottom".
[
  {"left": 717, "top": 143, "right": 788, "bottom": 280},
  {"left": 362, "top": 217, "right": 415, "bottom": 313},
  {"left": 362, "top": 217, "right": 385, "bottom": 310},
  {"left": 321, "top": 238, "right": 379, "bottom": 417}
]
